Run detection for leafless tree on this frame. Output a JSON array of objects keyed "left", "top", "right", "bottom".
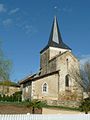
[
  {"left": 69, "top": 61, "right": 90, "bottom": 98},
  {"left": 0, "top": 41, "right": 12, "bottom": 96}
]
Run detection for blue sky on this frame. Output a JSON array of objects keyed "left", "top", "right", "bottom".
[{"left": 0, "top": 0, "right": 90, "bottom": 82}]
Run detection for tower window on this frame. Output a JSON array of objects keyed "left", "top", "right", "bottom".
[
  {"left": 65, "top": 74, "right": 69, "bottom": 87},
  {"left": 42, "top": 83, "right": 48, "bottom": 92},
  {"left": 66, "top": 58, "right": 69, "bottom": 70},
  {"left": 66, "top": 58, "right": 68, "bottom": 62},
  {"left": 59, "top": 51, "right": 61, "bottom": 54}
]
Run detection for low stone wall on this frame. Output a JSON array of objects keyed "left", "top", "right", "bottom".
[{"left": 47, "top": 100, "right": 80, "bottom": 108}]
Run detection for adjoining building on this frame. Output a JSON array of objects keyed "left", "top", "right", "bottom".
[
  {"left": 19, "top": 16, "right": 83, "bottom": 107},
  {"left": 0, "top": 81, "right": 20, "bottom": 96}
]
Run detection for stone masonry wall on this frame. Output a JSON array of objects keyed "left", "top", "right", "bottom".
[
  {"left": 56, "top": 52, "right": 83, "bottom": 101},
  {"left": 32, "top": 73, "right": 59, "bottom": 100},
  {"left": 47, "top": 99, "right": 80, "bottom": 108}
]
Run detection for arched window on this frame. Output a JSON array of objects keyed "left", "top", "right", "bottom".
[
  {"left": 42, "top": 83, "right": 48, "bottom": 92},
  {"left": 65, "top": 74, "right": 69, "bottom": 87}
]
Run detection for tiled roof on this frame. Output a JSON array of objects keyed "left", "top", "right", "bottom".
[{"left": 19, "top": 71, "right": 59, "bottom": 84}]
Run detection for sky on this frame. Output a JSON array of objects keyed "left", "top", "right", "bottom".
[{"left": 0, "top": 0, "right": 90, "bottom": 82}]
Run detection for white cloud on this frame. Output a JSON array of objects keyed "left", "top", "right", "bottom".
[
  {"left": 0, "top": 4, "right": 6, "bottom": 13},
  {"left": 3, "top": 18, "right": 12, "bottom": 27},
  {"left": 53, "top": 5, "right": 72, "bottom": 13},
  {"left": 9, "top": 8, "right": 20, "bottom": 15},
  {"left": 80, "top": 54, "right": 90, "bottom": 65},
  {"left": 1, "top": 6, "right": 37, "bottom": 35},
  {"left": 62, "top": 7, "right": 72, "bottom": 12},
  {"left": 21, "top": 24, "right": 34, "bottom": 34}
]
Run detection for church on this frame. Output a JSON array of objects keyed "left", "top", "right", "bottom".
[{"left": 20, "top": 17, "right": 83, "bottom": 107}]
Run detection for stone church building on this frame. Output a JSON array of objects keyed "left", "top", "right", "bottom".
[{"left": 20, "top": 17, "right": 83, "bottom": 107}]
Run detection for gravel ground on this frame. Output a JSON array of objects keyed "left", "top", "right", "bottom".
[{"left": 42, "top": 108, "right": 84, "bottom": 114}]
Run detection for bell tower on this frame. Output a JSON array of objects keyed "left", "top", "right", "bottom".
[{"left": 40, "top": 16, "right": 71, "bottom": 74}]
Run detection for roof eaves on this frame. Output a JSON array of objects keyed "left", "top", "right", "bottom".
[
  {"left": 40, "top": 45, "right": 49, "bottom": 54},
  {"left": 32, "top": 70, "right": 59, "bottom": 81},
  {"left": 19, "top": 73, "right": 36, "bottom": 84}
]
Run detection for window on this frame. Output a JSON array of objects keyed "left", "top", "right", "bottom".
[
  {"left": 26, "top": 86, "right": 28, "bottom": 92},
  {"left": 42, "top": 83, "right": 48, "bottom": 92},
  {"left": 59, "top": 51, "right": 61, "bottom": 54},
  {"left": 66, "top": 58, "right": 69, "bottom": 70},
  {"left": 66, "top": 58, "right": 68, "bottom": 62},
  {"left": 65, "top": 74, "right": 69, "bottom": 87}
]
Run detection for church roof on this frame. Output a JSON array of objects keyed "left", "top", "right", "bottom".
[
  {"left": 19, "top": 70, "right": 59, "bottom": 84},
  {"left": 40, "top": 16, "right": 71, "bottom": 53}
]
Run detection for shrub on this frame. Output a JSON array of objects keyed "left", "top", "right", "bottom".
[
  {"left": 26, "top": 100, "right": 47, "bottom": 108},
  {"left": 12, "top": 91, "right": 22, "bottom": 102},
  {"left": 79, "top": 97, "right": 90, "bottom": 114},
  {"left": 0, "top": 91, "right": 22, "bottom": 102},
  {"left": 26, "top": 99, "right": 47, "bottom": 114}
]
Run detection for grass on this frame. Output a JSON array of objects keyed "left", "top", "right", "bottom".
[
  {"left": 44, "top": 105, "right": 80, "bottom": 111},
  {"left": 0, "top": 101, "right": 29, "bottom": 107},
  {"left": 0, "top": 80, "right": 19, "bottom": 87}
]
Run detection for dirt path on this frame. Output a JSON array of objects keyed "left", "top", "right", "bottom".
[{"left": 42, "top": 108, "right": 83, "bottom": 114}]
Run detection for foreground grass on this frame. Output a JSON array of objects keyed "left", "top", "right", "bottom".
[{"left": 45, "top": 105, "right": 80, "bottom": 111}]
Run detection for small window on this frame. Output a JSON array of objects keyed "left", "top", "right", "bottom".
[
  {"left": 65, "top": 74, "right": 69, "bottom": 87},
  {"left": 26, "top": 86, "right": 28, "bottom": 92},
  {"left": 42, "top": 83, "right": 48, "bottom": 92},
  {"left": 59, "top": 51, "right": 61, "bottom": 54},
  {"left": 66, "top": 58, "right": 68, "bottom": 62},
  {"left": 66, "top": 58, "right": 69, "bottom": 70}
]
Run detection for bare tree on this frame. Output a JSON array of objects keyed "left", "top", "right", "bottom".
[
  {"left": 83, "top": 61, "right": 90, "bottom": 92},
  {"left": 0, "top": 41, "right": 12, "bottom": 96},
  {"left": 69, "top": 61, "right": 90, "bottom": 98}
]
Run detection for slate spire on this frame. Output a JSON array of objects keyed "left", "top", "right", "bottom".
[{"left": 40, "top": 16, "right": 71, "bottom": 53}]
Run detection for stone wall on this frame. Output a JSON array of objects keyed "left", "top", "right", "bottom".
[
  {"left": 32, "top": 73, "right": 59, "bottom": 100},
  {"left": 22, "top": 81, "right": 32, "bottom": 101},
  {"left": 40, "top": 49, "right": 49, "bottom": 75},
  {"left": 0, "top": 85, "right": 20, "bottom": 96},
  {"left": 47, "top": 100, "right": 80, "bottom": 108},
  {"left": 55, "top": 52, "right": 83, "bottom": 101},
  {"left": 7, "top": 86, "right": 20, "bottom": 96},
  {"left": 0, "top": 86, "right": 8, "bottom": 95}
]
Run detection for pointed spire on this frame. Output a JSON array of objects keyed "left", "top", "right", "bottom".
[
  {"left": 48, "top": 16, "right": 63, "bottom": 45},
  {"left": 52, "top": 16, "right": 59, "bottom": 44},
  {"left": 40, "top": 16, "right": 71, "bottom": 53}
]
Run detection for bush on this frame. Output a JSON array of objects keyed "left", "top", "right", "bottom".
[
  {"left": 26, "top": 99, "right": 47, "bottom": 108},
  {"left": 79, "top": 97, "right": 90, "bottom": 114},
  {"left": 0, "top": 91, "right": 22, "bottom": 102},
  {"left": 26, "top": 99, "right": 47, "bottom": 114},
  {"left": 12, "top": 91, "right": 22, "bottom": 102}
]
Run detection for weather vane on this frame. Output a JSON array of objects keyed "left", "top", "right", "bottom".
[{"left": 53, "top": 5, "right": 59, "bottom": 17}]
